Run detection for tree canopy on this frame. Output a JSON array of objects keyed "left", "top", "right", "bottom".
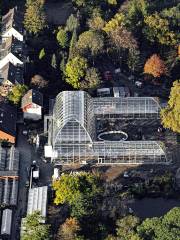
[
  {"left": 65, "top": 56, "right": 88, "bottom": 89},
  {"left": 8, "top": 84, "right": 28, "bottom": 105},
  {"left": 57, "top": 217, "right": 82, "bottom": 240},
  {"left": 81, "top": 67, "right": 101, "bottom": 89},
  {"left": 137, "top": 207, "right": 180, "bottom": 240},
  {"left": 144, "top": 54, "right": 167, "bottom": 78},
  {"left": 56, "top": 28, "right": 69, "bottom": 49},
  {"left": 161, "top": 80, "right": 180, "bottom": 133},
  {"left": 21, "top": 211, "right": 50, "bottom": 240},
  {"left": 106, "top": 208, "right": 180, "bottom": 240},
  {"left": 143, "top": 13, "right": 177, "bottom": 46},
  {"left": 77, "top": 30, "right": 104, "bottom": 57},
  {"left": 52, "top": 172, "right": 102, "bottom": 218},
  {"left": 24, "top": 0, "right": 46, "bottom": 35},
  {"left": 39, "top": 48, "right": 46, "bottom": 60}
]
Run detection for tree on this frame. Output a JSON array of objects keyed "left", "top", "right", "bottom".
[
  {"left": 116, "top": 215, "right": 141, "bottom": 240},
  {"left": 88, "top": 16, "right": 105, "bottom": 30},
  {"left": 52, "top": 172, "right": 102, "bottom": 218},
  {"left": 60, "top": 53, "right": 66, "bottom": 74},
  {"left": 103, "top": 13, "right": 125, "bottom": 33},
  {"left": 51, "top": 54, "right": 57, "bottom": 69},
  {"left": 66, "top": 14, "right": 79, "bottom": 32},
  {"left": 69, "top": 29, "right": 78, "bottom": 59},
  {"left": 108, "top": 25, "right": 138, "bottom": 51},
  {"left": 137, "top": 207, "right": 180, "bottom": 240},
  {"left": 39, "top": 48, "right": 46, "bottom": 60},
  {"left": 77, "top": 30, "right": 104, "bottom": 57},
  {"left": 88, "top": 9, "right": 105, "bottom": 31},
  {"left": 81, "top": 67, "right": 101, "bottom": 89},
  {"left": 65, "top": 56, "right": 88, "bottom": 89},
  {"left": 57, "top": 217, "right": 81, "bottom": 240},
  {"left": 8, "top": 84, "right": 28, "bottom": 105},
  {"left": 120, "top": 0, "right": 149, "bottom": 33},
  {"left": 22, "top": 211, "right": 50, "bottom": 240},
  {"left": 107, "top": 0, "right": 117, "bottom": 5},
  {"left": 72, "top": 0, "right": 87, "bottom": 7},
  {"left": 56, "top": 28, "right": 69, "bottom": 48},
  {"left": 31, "top": 74, "right": 48, "bottom": 88},
  {"left": 161, "top": 80, "right": 180, "bottom": 133},
  {"left": 24, "top": 0, "right": 46, "bottom": 35},
  {"left": 143, "top": 13, "right": 177, "bottom": 46},
  {"left": 128, "top": 48, "right": 141, "bottom": 74},
  {"left": 144, "top": 54, "right": 168, "bottom": 78}
]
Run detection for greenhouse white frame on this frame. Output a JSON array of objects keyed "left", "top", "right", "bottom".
[{"left": 48, "top": 91, "right": 168, "bottom": 165}]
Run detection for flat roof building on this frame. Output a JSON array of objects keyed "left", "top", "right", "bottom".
[
  {"left": 1, "top": 209, "right": 12, "bottom": 235},
  {"left": 27, "top": 186, "right": 48, "bottom": 222}
]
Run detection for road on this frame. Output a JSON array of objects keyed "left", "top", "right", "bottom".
[{"left": 11, "top": 124, "right": 53, "bottom": 240}]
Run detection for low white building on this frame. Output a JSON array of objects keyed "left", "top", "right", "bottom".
[
  {"left": 27, "top": 186, "right": 48, "bottom": 223},
  {"left": 21, "top": 89, "right": 43, "bottom": 121},
  {"left": 1, "top": 209, "right": 12, "bottom": 235}
]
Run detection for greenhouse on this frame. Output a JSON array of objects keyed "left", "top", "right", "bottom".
[{"left": 48, "top": 91, "right": 168, "bottom": 165}]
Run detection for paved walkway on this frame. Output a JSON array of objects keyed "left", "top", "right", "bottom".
[{"left": 11, "top": 124, "right": 53, "bottom": 240}]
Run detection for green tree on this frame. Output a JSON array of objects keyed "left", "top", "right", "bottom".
[
  {"left": 22, "top": 211, "right": 50, "bottom": 240},
  {"left": 56, "top": 28, "right": 69, "bottom": 48},
  {"left": 120, "top": 0, "right": 149, "bottom": 33},
  {"left": 143, "top": 13, "right": 177, "bottom": 46},
  {"left": 69, "top": 29, "right": 78, "bottom": 59},
  {"left": 88, "top": 16, "right": 105, "bottom": 30},
  {"left": 72, "top": 0, "right": 87, "bottom": 7},
  {"left": 51, "top": 54, "right": 57, "bottom": 69},
  {"left": 77, "top": 30, "right": 104, "bottom": 57},
  {"left": 107, "top": 0, "right": 117, "bottom": 5},
  {"left": 60, "top": 53, "right": 66, "bottom": 74},
  {"left": 161, "top": 4, "right": 180, "bottom": 28},
  {"left": 88, "top": 8, "right": 105, "bottom": 31},
  {"left": 81, "top": 67, "right": 101, "bottom": 89},
  {"left": 161, "top": 80, "right": 180, "bottom": 133},
  {"left": 116, "top": 215, "right": 141, "bottom": 240},
  {"left": 52, "top": 172, "right": 102, "bottom": 218},
  {"left": 128, "top": 48, "right": 141, "bottom": 74},
  {"left": 65, "top": 56, "right": 88, "bottom": 88},
  {"left": 103, "top": 13, "right": 125, "bottom": 33},
  {"left": 8, "top": 84, "right": 28, "bottom": 105},
  {"left": 66, "top": 14, "right": 79, "bottom": 32},
  {"left": 24, "top": 0, "right": 46, "bottom": 35},
  {"left": 137, "top": 207, "right": 180, "bottom": 240},
  {"left": 39, "top": 48, "right": 46, "bottom": 60}
]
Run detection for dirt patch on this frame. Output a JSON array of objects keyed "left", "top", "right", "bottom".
[
  {"left": 62, "top": 164, "right": 139, "bottom": 182},
  {"left": 45, "top": 1, "right": 73, "bottom": 25}
]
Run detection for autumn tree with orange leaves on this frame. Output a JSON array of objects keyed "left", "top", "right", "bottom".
[
  {"left": 56, "top": 217, "right": 83, "bottom": 240},
  {"left": 144, "top": 54, "right": 168, "bottom": 78}
]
